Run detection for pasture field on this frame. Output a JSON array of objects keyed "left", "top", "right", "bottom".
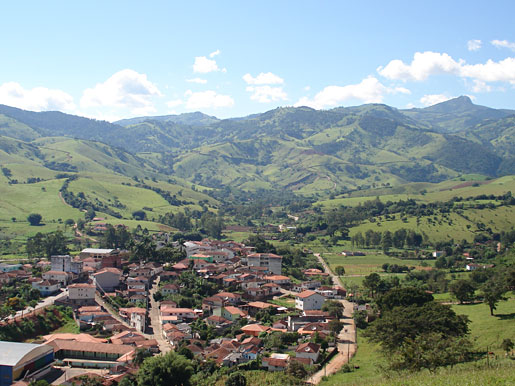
[
  {"left": 320, "top": 296, "right": 515, "bottom": 385},
  {"left": 323, "top": 252, "right": 432, "bottom": 276}
]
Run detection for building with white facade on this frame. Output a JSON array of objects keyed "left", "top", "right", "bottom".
[
  {"left": 295, "top": 290, "right": 325, "bottom": 311},
  {"left": 68, "top": 283, "right": 96, "bottom": 305},
  {"left": 246, "top": 253, "right": 282, "bottom": 275}
]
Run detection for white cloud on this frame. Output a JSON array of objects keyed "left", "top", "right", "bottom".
[
  {"left": 294, "top": 77, "right": 406, "bottom": 109},
  {"left": 193, "top": 55, "right": 225, "bottom": 73},
  {"left": 184, "top": 90, "right": 234, "bottom": 109},
  {"left": 166, "top": 99, "right": 183, "bottom": 108},
  {"left": 471, "top": 80, "right": 492, "bottom": 93},
  {"left": 80, "top": 69, "right": 161, "bottom": 114},
  {"left": 419, "top": 94, "right": 454, "bottom": 106},
  {"left": 460, "top": 57, "right": 515, "bottom": 84},
  {"left": 209, "top": 49, "right": 221, "bottom": 58},
  {"left": 405, "top": 103, "right": 416, "bottom": 109},
  {"left": 243, "top": 72, "right": 284, "bottom": 85},
  {"left": 378, "top": 51, "right": 515, "bottom": 87},
  {"left": 378, "top": 51, "right": 462, "bottom": 81},
  {"left": 186, "top": 78, "right": 208, "bottom": 84},
  {"left": 491, "top": 39, "right": 515, "bottom": 52},
  {"left": 304, "top": 86, "right": 311, "bottom": 91},
  {"left": 246, "top": 86, "right": 287, "bottom": 103},
  {"left": 0, "top": 81, "right": 75, "bottom": 112},
  {"left": 467, "top": 39, "right": 482, "bottom": 51}
]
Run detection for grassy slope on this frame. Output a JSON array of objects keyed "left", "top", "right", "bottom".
[{"left": 320, "top": 297, "right": 515, "bottom": 386}]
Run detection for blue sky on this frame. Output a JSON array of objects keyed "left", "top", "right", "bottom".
[{"left": 1, "top": 1, "right": 515, "bottom": 121}]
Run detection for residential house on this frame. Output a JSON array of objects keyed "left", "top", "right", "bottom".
[
  {"left": 92, "top": 268, "right": 121, "bottom": 291},
  {"left": 246, "top": 253, "right": 282, "bottom": 275},
  {"left": 43, "top": 270, "right": 71, "bottom": 285},
  {"left": 161, "top": 283, "right": 179, "bottom": 295},
  {"left": 262, "top": 353, "right": 289, "bottom": 371},
  {"left": 295, "top": 342, "right": 320, "bottom": 364},
  {"left": 68, "top": 283, "right": 96, "bottom": 306},
  {"left": 213, "top": 306, "right": 247, "bottom": 322},
  {"left": 51, "top": 255, "right": 83, "bottom": 275},
  {"left": 295, "top": 290, "right": 325, "bottom": 311},
  {"left": 32, "top": 280, "right": 61, "bottom": 296}
]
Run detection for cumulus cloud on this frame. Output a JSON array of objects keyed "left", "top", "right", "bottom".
[
  {"left": 193, "top": 51, "right": 226, "bottom": 74},
  {"left": 378, "top": 51, "right": 515, "bottom": 88},
  {"left": 460, "top": 57, "right": 515, "bottom": 84},
  {"left": 184, "top": 90, "right": 234, "bottom": 109},
  {"left": 80, "top": 69, "right": 161, "bottom": 114},
  {"left": 419, "top": 94, "right": 454, "bottom": 106},
  {"left": 491, "top": 39, "right": 515, "bottom": 51},
  {"left": 0, "top": 82, "right": 75, "bottom": 112},
  {"left": 294, "top": 77, "right": 409, "bottom": 109},
  {"left": 471, "top": 80, "right": 492, "bottom": 93},
  {"left": 246, "top": 86, "right": 287, "bottom": 103},
  {"left": 186, "top": 78, "right": 208, "bottom": 84},
  {"left": 243, "top": 72, "right": 284, "bottom": 85},
  {"left": 467, "top": 39, "right": 482, "bottom": 51},
  {"left": 378, "top": 51, "right": 462, "bottom": 81}
]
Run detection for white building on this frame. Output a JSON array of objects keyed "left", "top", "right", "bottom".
[
  {"left": 295, "top": 342, "right": 320, "bottom": 364},
  {"left": 32, "top": 280, "right": 61, "bottom": 296},
  {"left": 43, "top": 271, "right": 71, "bottom": 286},
  {"left": 51, "top": 255, "right": 83, "bottom": 275},
  {"left": 295, "top": 290, "right": 325, "bottom": 311},
  {"left": 246, "top": 253, "right": 282, "bottom": 275},
  {"left": 68, "top": 283, "right": 96, "bottom": 305}
]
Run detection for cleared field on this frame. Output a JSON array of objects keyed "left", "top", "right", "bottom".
[{"left": 323, "top": 252, "right": 432, "bottom": 276}]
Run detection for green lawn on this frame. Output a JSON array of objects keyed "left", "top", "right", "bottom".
[{"left": 323, "top": 252, "right": 431, "bottom": 276}]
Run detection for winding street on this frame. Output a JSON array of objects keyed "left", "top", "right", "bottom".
[{"left": 306, "top": 253, "right": 357, "bottom": 384}]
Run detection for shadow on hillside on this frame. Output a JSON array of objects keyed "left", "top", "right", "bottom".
[{"left": 495, "top": 313, "right": 515, "bottom": 320}]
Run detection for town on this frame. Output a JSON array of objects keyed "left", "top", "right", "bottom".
[{"left": 0, "top": 237, "right": 355, "bottom": 386}]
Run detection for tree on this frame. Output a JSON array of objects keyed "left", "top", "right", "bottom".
[
  {"left": 335, "top": 266, "right": 345, "bottom": 276},
  {"left": 364, "top": 302, "right": 469, "bottom": 353},
  {"left": 328, "top": 319, "right": 344, "bottom": 337},
  {"left": 501, "top": 338, "right": 514, "bottom": 355},
  {"left": 381, "top": 230, "right": 393, "bottom": 253},
  {"left": 132, "top": 210, "right": 147, "bottom": 221},
  {"left": 388, "top": 332, "right": 472, "bottom": 372},
  {"left": 449, "top": 279, "right": 475, "bottom": 304},
  {"left": 481, "top": 278, "right": 507, "bottom": 316},
  {"left": 363, "top": 273, "right": 381, "bottom": 297},
  {"left": 137, "top": 351, "right": 194, "bottom": 386},
  {"left": 286, "top": 361, "right": 308, "bottom": 379},
  {"left": 376, "top": 287, "right": 434, "bottom": 313},
  {"left": 27, "top": 213, "right": 42, "bottom": 226},
  {"left": 133, "top": 348, "right": 152, "bottom": 366},
  {"left": 322, "top": 300, "right": 344, "bottom": 318},
  {"left": 225, "top": 371, "right": 247, "bottom": 386}
]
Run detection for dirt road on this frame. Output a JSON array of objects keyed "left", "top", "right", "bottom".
[{"left": 306, "top": 253, "right": 357, "bottom": 384}]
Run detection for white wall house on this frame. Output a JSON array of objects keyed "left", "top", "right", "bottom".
[
  {"left": 68, "top": 283, "right": 96, "bottom": 305},
  {"left": 295, "top": 290, "right": 325, "bottom": 311}
]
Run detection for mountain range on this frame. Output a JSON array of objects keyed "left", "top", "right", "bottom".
[{"left": 0, "top": 96, "right": 514, "bottom": 195}]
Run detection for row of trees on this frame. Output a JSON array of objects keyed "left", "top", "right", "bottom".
[{"left": 351, "top": 228, "right": 424, "bottom": 251}]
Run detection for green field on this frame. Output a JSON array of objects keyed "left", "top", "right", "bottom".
[
  {"left": 321, "top": 296, "right": 515, "bottom": 385},
  {"left": 323, "top": 252, "right": 432, "bottom": 276}
]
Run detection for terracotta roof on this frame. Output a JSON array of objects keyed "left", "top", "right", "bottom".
[
  {"left": 263, "top": 357, "right": 288, "bottom": 367},
  {"left": 247, "top": 301, "right": 279, "bottom": 309},
  {"left": 241, "top": 324, "right": 270, "bottom": 333},
  {"left": 68, "top": 283, "right": 95, "bottom": 288},
  {"left": 215, "top": 292, "right": 240, "bottom": 299},
  {"left": 46, "top": 339, "right": 133, "bottom": 355},
  {"left": 223, "top": 306, "right": 247, "bottom": 317},
  {"left": 43, "top": 333, "right": 107, "bottom": 344},
  {"left": 297, "top": 290, "right": 319, "bottom": 298},
  {"left": 296, "top": 342, "right": 320, "bottom": 353},
  {"left": 94, "top": 267, "right": 122, "bottom": 276},
  {"left": 264, "top": 275, "right": 291, "bottom": 281}
]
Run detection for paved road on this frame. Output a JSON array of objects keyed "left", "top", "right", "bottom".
[
  {"left": 6, "top": 289, "right": 69, "bottom": 321},
  {"left": 306, "top": 253, "right": 357, "bottom": 384},
  {"left": 148, "top": 277, "right": 171, "bottom": 353}
]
